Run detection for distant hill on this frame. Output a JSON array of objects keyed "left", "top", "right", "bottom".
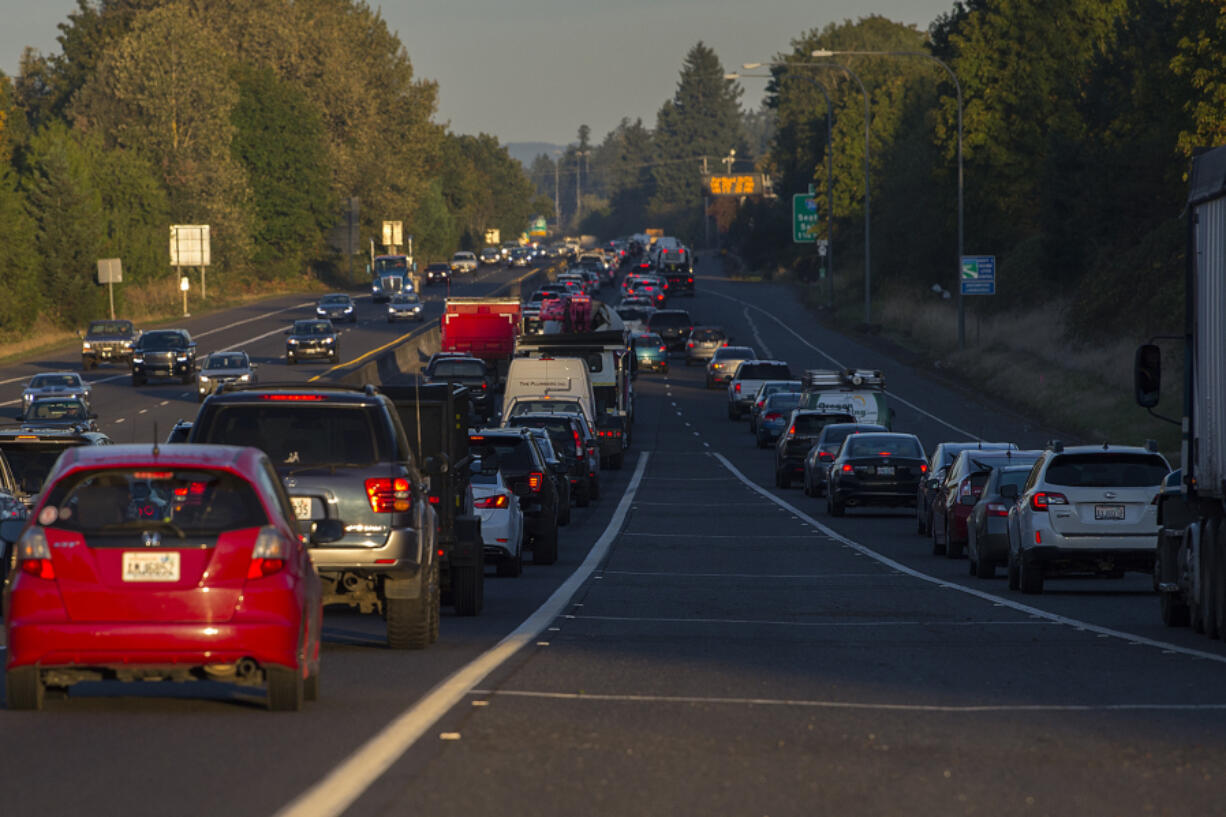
[{"left": 506, "top": 142, "right": 566, "bottom": 167}]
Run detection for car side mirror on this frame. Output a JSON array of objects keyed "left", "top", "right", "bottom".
[
  {"left": 1134, "top": 343, "right": 1161, "bottom": 408},
  {"left": 1000, "top": 484, "right": 1019, "bottom": 500},
  {"left": 307, "top": 518, "right": 345, "bottom": 545}
]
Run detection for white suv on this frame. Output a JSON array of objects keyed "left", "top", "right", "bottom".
[{"left": 1006, "top": 443, "right": 1170, "bottom": 594}]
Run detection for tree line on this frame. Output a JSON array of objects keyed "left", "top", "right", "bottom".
[{"left": 0, "top": 0, "right": 548, "bottom": 334}]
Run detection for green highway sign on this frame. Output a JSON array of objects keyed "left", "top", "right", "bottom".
[
  {"left": 960, "top": 255, "right": 996, "bottom": 295},
  {"left": 793, "top": 194, "right": 819, "bottom": 243}
]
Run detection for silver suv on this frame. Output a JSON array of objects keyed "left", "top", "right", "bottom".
[
  {"left": 1006, "top": 442, "right": 1170, "bottom": 594},
  {"left": 190, "top": 383, "right": 439, "bottom": 648}
]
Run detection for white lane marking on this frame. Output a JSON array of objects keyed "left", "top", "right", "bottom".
[
  {"left": 600, "top": 570, "right": 892, "bottom": 579},
  {"left": 469, "top": 688, "right": 1226, "bottom": 713},
  {"left": 158, "top": 401, "right": 169, "bottom": 406},
  {"left": 113, "top": 418, "right": 125, "bottom": 424},
  {"left": 711, "top": 452, "right": 1226, "bottom": 666},
  {"left": 567, "top": 614, "right": 1053, "bottom": 628},
  {"left": 709, "top": 290, "right": 980, "bottom": 440},
  {"left": 192, "top": 301, "right": 315, "bottom": 340},
  {"left": 271, "top": 452, "right": 651, "bottom": 817},
  {"left": 743, "top": 306, "right": 772, "bottom": 359},
  {"left": 138, "top": 409, "right": 147, "bottom": 414}
]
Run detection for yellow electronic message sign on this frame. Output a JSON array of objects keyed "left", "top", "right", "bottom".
[{"left": 706, "top": 174, "right": 764, "bottom": 196}]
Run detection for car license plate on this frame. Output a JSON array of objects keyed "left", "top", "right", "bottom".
[
  {"left": 877, "top": 466, "right": 895, "bottom": 476},
  {"left": 122, "top": 551, "right": 180, "bottom": 582},
  {"left": 290, "top": 493, "right": 313, "bottom": 517},
  {"left": 1095, "top": 504, "right": 1125, "bottom": 521}
]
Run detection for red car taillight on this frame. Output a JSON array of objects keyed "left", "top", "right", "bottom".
[
  {"left": 787, "top": 425, "right": 796, "bottom": 436},
  {"left": 247, "top": 526, "right": 289, "bottom": 579},
  {"left": 819, "top": 451, "right": 835, "bottom": 462},
  {"left": 1030, "top": 491, "right": 1068, "bottom": 511},
  {"left": 573, "top": 429, "right": 584, "bottom": 458},
  {"left": 16, "top": 527, "right": 54, "bottom": 580},
  {"left": 366, "top": 477, "right": 412, "bottom": 513},
  {"left": 474, "top": 494, "right": 510, "bottom": 509},
  {"left": 659, "top": 346, "right": 666, "bottom": 353},
  {"left": 986, "top": 502, "right": 1010, "bottom": 517},
  {"left": 920, "top": 463, "right": 928, "bottom": 473},
  {"left": 957, "top": 478, "right": 975, "bottom": 503},
  {"left": 841, "top": 464, "right": 854, "bottom": 472},
  {"left": 734, "top": 383, "right": 741, "bottom": 393},
  {"left": 763, "top": 412, "right": 781, "bottom": 422},
  {"left": 527, "top": 472, "right": 544, "bottom": 492}
]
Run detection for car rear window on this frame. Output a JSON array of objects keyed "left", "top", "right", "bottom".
[
  {"left": 469, "top": 436, "right": 536, "bottom": 473},
  {"left": 1044, "top": 453, "right": 1169, "bottom": 487},
  {"left": 507, "top": 400, "right": 583, "bottom": 418},
  {"left": 507, "top": 418, "right": 573, "bottom": 452},
  {"left": 431, "top": 360, "right": 486, "bottom": 379},
  {"left": 715, "top": 347, "right": 755, "bottom": 361},
  {"left": 692, "top": 329, "right": 725, "bottom": 342},
  {"left": 648, "top": 312, "right": 691, "bottom": 328},
  {"left": 43, "top": 468, "right": 268, "bottom": 538},
  {"left": 847, "top": 436, "right": 924, "bottom": 459},
  {"left": 823, "top": 425, "right": 887, "bottom": 446},
  {"left": 617, "top": 307, "right": 652, "bottom": 321},
  {"left": 764, "top": 393, "right": 801, "bottom": 411},
  {"left": 737, "top": 363, "right": 793, "bottom": 379},
  {"left": 793, "top": 414, "right": 844, "bottom": 434},
  {"left": 996, "top": 468, "right": 1031, "bottom": 492},
  {"left": 197, "top": 405, "right": 385, "bottom": 467},
  {"left": 0, "top": 441, "right": 74, "bottom": 493}
]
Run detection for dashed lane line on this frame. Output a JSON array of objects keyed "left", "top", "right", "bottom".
[
  {"left": 743, "top": 305, "right": 773, "bottom": 359},
  {"left": 564, "top": 614, "right": 1057, "bottom": 628}
]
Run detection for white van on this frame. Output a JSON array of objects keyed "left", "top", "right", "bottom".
[{"left": 502, "top": 357, "right": 597, "bottom": 429}]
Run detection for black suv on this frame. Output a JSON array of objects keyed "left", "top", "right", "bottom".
[
  {"left": 189, "top": 383, "right": 439, "bottom": 649},
  {"left": 469, "top": 428, "right": 561, "bottom": 564},
  {"left": 505, "top": 413, "right": 597, "bottom": 507},
  {"left": 424, "top": 262, "right": 451, "bottom": 285},
  {"left": 81, "top": 319, "right": 139, "bottom": 369},
  {"left": 422, "top": 355, "right": 497, "bottom": 421},
  {"left": 131, "top": 329, "right": 197, "bottom": 385},
  {"left": 647, "top": 309, "right": 693, "bottom": 352},
  {"left": 285, "top": 319, "right": 339, "bottom": 364},
  {"left": 659, "top": 261, "right": 694, "bottom": 296}
]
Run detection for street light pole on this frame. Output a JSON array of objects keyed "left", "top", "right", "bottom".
[
  {"left": 734, "top": 66, "right": 836, "bottom": 311},
  {"left": 814, "top": 48, "right": 964, "bottom": 348}
]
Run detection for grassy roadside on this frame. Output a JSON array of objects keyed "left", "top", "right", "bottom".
[
  {"left": 726, "top": 256, "right": 1181, "bottom": 457},
  {"left": 0, "top": 275, "right": 332, "bottom": 368}
]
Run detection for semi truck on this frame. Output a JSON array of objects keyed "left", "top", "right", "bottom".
[
  {"left": 1135, "top": 144, "right": 1226, "bottom": 638},
  {"left": 371, "top": 254, "right": 414, "bottom": 303},
  {"left": 440, "top": 297, "right": 522, "bottom": 379}
]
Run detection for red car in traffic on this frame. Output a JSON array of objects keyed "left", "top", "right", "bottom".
[{"left": 4, "top": 444, "right": 324, "bottom": 711}]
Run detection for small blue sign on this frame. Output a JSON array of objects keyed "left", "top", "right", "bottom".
[{"left": 960, "top": 255, "right": 996, "bottom": 295}]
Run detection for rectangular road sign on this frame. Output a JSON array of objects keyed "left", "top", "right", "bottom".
[
  {"left": 169, "top": 225, "right": 210, "bottom": 266},
  {"left": 707, "top": 174, "right": 764, "bottom": 196},
  {"left": 960, "top": 254, "right": 996, "bottom": 295},
  {"left": 96, "top": 258, "right": 122, "bottom": 284},
  {"left": 793, "top": 194, "right": 819, "bottom": 243}
]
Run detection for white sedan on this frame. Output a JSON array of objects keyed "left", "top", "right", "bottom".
[{"left": 473, "top": 460, "right": 525, "bottom": 577}]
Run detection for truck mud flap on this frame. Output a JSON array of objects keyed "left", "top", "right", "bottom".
[
  {"left": 383, "top": 574, "right": 423, "bottom": 600},
  {"left": 449, "top": 516, "right": 483, "bottom": 568}
]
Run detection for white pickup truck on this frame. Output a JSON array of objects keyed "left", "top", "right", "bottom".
[
  {"left": 450, "top": 251, "right": 478, "bottom": 274},
  {"left": 727, "top": 360, "right": 796, "bottom": 419}
]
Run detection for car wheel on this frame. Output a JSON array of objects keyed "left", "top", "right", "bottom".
[
  {"left": 756, "top": 433, "right": 768, "bottom": 449},
  {"left": 497, "top": 549, "right": 522, "bottom": 578},
  {"left": 1203, "top": 520, "right": 1220, "bottom": 639},
  {"left": 287, "top": 354, "right": 296, "bottom": 365},
  {"left": 1213, "top": 522, "right": 1226, "bottom": 639},
  {"left": 558, "top": 496, "right": 571, "bottom": 526},
  {"left": 1019, "top": 553, "right": 1044, "bottom": 595},
  {"left": 266, "top": 665, "right": 305, "bottom": 711},
  {"left": 5, "top": 666, "right": 44, "bottom": 711},
  {"left": 606, "top": 453, "right": 623, "bottom": 470},
  {"left": 533, "top": 521, "right": 558, "bottom": 565},
  {"left": 82, "top": 358, "right": 94, "bottom": 371},
  {"left": 589, "top": 475, "right": 600, "bottom": 500},
  {"left": 576, "top": 482, "right": 591, "bottom": 507},
  {"left": 385, "top": 584, "right": 431, "bottom": 650},
  {"left": 450, "top": 559, "right": 481, "bottom": 617},
  {"left": 945, "top": 523, "right": 963, "bottom": 559},
  {"left": 931, "top": 519, "right": 945, "bottom": 556},
  {"left": 917, "top": 507, "right": 927, "bottom": 536},
  {"left": 1160, "top": 586, "right": 1191, "bottom": 628},
  {"left": 802, "top": 471, "right": 813, "bottom": 497},
  {"left": 330, "top": 352, "right": 339, "bottom": 363},
  {"left": 197, "top": 391, "right": 205, "bottom": 403},
  {"left": 970, "top": 532, "right": 995, "bottom": 579},
  {"left": 828, "top": 495, "right": 845, "bottom": 517}
]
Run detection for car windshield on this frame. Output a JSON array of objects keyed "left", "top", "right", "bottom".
[
  {"left": 1044, "top": 453, "right": 1169, "bottom": 487},
  {"left": 469, "top": 437, "right": 535, "bottom": 473},
  {"left": 320, "top": 295, "right": 349, "bottom": 305},
  {"left": 205, "top": 354, "right": 247, "bottom": 370},
  {"left": 941, "top": 443, "right": 1014, "bottom": 469},
  {"left": 428, "top": 264, "right": 449, "bottom": 271},
  {"left": 649, "top": 312, "right": 691, "bottom": 328},
  {"left": 30, "top": 400, "right": 88, "bottom": 420},
  {"left": 391, "top": 293, "right": 419, "bottom": 304},
  {"left": 0, "top": 442, "right": 73, "bottom": 493},
  {"left": 197, "top": 405, "right": 383, "bottom": 467},
  {"left": 140, "top": 332, "right": 186, "bottom": 350},
  {"left": 374, "top": 258, "right": 407, "bottom": 273},
  {"left": 508, "top": 400, "right": 583, "bottom": 418},
  {"left": 431, "top": 360, "right": 486, "bottom": 379},
  {"left": 43, "top": 468, "right": 268, "bottom": 537},
  {"left": 737, "top": 363, "right": 792, "bottom": 379},
  {"left": 88, "top": 321, "right": 133, "bottom": 337},
  {"left": 293, "top": 321, "right": 332, "bottom": 335},
  {"left": 30, "top": 374, "right": 80, "bottom": 388},
  {"left": 847, "top": 436, "right": 924, "bottom": 459}
]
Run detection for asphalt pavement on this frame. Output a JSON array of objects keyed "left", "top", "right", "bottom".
[{"left": 2, "top": 257, "right": 1225, "bottom": 817}]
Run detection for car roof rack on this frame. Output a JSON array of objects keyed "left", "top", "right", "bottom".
[
  {"left": 218, "top": 381, "right": 379, "bottom": 396},
  {"left": 802, "top": 368, "right": 887, "bottom": 391},
  {"left": 1047, "top": 439, "right": 1064, "bottom": 453}
]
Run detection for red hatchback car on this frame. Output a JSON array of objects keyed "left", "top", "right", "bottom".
[{"left": 4, "top": 444, "right": 324, "bottom": 711}]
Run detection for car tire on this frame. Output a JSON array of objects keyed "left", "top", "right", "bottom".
[
  {"left": 606, "top": 453, "right": 623, "bottom": 470},
  {"left": 589, "top": 475, "right": 600, "bottom": 500},
  {"left": 5, "top": 666, "right": 44, "bottom": 711},
  {"left": 931, "top": 521, "right": 945, "bottom": 556},
  {"left": 828, "top": 495, "right": 845, "bottom": 517},
  {"left": 802, "top": 472, "right": 813, "bottom": 497},
  {"left": 558, "top": 497, "right": 571, "bottom": 527},
  {"left": 945, "top": 524, "right": 963, "bottom": 559},
  {"left": 330, "top": 352, "right": 339, "bottom": 363},
  {"left": 1214, "top": 523, "right": 1226, "bottom": 639},
  {"left": 1019, "top": 553, "right": 1044, "bottom": 595},
  {"left": 1160, "top": 587, "right": 1191, "bottom": 628},
  {"left": 576, "top": 482, "right": 591, "bottom": 507},
  {"left": 917, "top": 508, "right": 928, "bottom": 536},
  {"left": 132, "top": 374, "right": 145, "bottom": 387},
  {"left": 266, "top": 665, "right": 305, "bottom": 711},
  {"left": 756, "top": 434, "right": 768, "bottom": 449},
  {"left": 451, "top": 560, "right": 482, "bottom": 617},
  {"left": 971, "top": 532, "right": 995, "bottom": 579},
  {"left": 82, "top": 358, "right": 94, "bottom": 371},
  {"left": 197, "top": 391, "right": 205, "bottom": 403},
  {"left": 1203, "top": 520, "right": 1220, "bottom": 639},
  {"left": 287, "top": 355, "right": 296, "bottom": 365},
  {"left": 385, "top": 583, "right": 431, "bottom": 650},
  {"left": 533, "top": 522, "right": 558, "bottom": 565},
  {"left": 497, "top": 549, "right": 522, "bottom": 578}
]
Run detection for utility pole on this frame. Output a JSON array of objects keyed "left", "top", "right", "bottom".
[
  {"left": 575, "top": 150, "right": 591, "bottom": 228},
  {"left": 702, "top": 156, "right": 710, "bottom": 250},
  {"left": 554, "top": 157, "right": 560, "bottom": 229}
]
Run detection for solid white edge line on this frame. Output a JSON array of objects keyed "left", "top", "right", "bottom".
[
  {"left": 709, "top": 452, "right": 1226, "bottom": 666},
  {"left": 707, "top": 288, "right": 982, "bottom": 441},
  {"left": 271, "top": 451, "right": 651, "bottom": 817}
]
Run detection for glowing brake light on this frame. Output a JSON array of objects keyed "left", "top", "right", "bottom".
[
  {"left": 133, "top": 471, "right": 175, "bottom": 479},
  {"left": 527, "top": 472, "right": 544, "bottom": 492},
  {"left": 841, "top": 464, "right": 854, "bottom": 472},
  {"left": 366, "top": 477, "right": 412, "bottom": 513},
  {"left": 763, "top": 412, "right": 782, "bottom": 422},
  {"left": 986, "top": 502, "right": 1010, "bottom": 517},
  {"left": 1030, "top": 491, "right": 1068, "bottom": 511},
  {"left": 787, "top": 425, "right": 796, "bottom": 436},
  {"left": 261, "top": 394, "right": 325, "bottom": 401},
  {"left": 734, "top": 383, "right": 741, "bottom": 393},
  {"left": 474, "top": 494, "right": 510, "bottom": 509},
  {"left": 16, "top": 527, "right": 55, "bottom": 580},
  {"left": 573, "top": 429, "right": 584, "bottom": 458},
  {"left": 247, "top": 526, "right": 288, "bottom": 579}
]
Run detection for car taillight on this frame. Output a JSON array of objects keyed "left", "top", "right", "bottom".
[
  {"left": 1030, "top": 491, "right": 1068, "bottom": 511},
  {"left": 366, "top": 477, "right": 412, "bottom": 512},
  {"left": 957, "top": 478, "right": 975, "bottom": 502},
  {"left": 527, "top": 472, "right": 544, "bottom": 492},
  {"left": 763, "top": 412, "right": 781, "bottom": 422},
  {"left": 920, "top": 463, "right": 928, "bottom": 473},
  {"left": 987, "top": 502, "right": 1010, "bottom": 517},
  {"left": 687, "top": 277, "right": 693, "bottom": 283},
  {"left": 734, "top": 383, "right": 741, "bottom": 393},
  {"left": 248, "top": 526, "right": 288, "bottom": 579},
  {"left": 841, "top": 464, "right": 854, "bottom": 472},
  {"left": 474, "top": 494, "right": 510, "bottom": 509},
  {"left": 819, "top": 452, "right": 835, "bottom": 461},
  {"left": 659, "top": 346, "right": 666, "bottom": 353},
  {"left": 16, "top": 527, "right": 54, "bottom": 580},
  {"left": 573, "top": 429, "right": 584, "bottom": 457},
  {"left": 787, "top": 425, "right": 796, "bottom": 436},
  {"left": 687, "top": 341, "right": 694, "bottom": 348}
]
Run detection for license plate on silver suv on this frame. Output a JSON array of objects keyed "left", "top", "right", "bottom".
[{"left": 1094, "top": 504, "right": 1125, "bottom": 521}]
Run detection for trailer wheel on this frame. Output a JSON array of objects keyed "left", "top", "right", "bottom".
[
  {"left": 1204, "top": 520, "right": 1220, "bottom": 639},
  {"left": 1215, "top": 522, "right": 1226, "bottom": 639},
  {"left": 451, "top": 562, "right": 483, "bottom": 617}
]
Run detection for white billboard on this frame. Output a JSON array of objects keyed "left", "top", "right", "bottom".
[{"left": 170, "top": 225, "right": 211, "bottom": 266}]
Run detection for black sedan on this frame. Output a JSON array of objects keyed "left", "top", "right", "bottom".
[
  {"left": 285, "top": 319, "right": 339, "bottom": 363},
  {"left": 802, "top": 422, "right": 888, "bottom": 497},
  {"left": 774, "top": 411, "right": 854, "bottom": 487},
  {"left": 315, "top": 293, "right": 357, "bottom": 323},
  {"left": 966, "top": 464, "right": 1033, "bottom": 579},
  {"left": 424, "top": 262, "right": 452, "bottom": 285},
  {"left": 825, "top": 432, "right": 927, "bottom": 517}
]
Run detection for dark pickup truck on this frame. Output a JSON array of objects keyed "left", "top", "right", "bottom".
[
  {"left": 81, "top": 319, "right": 139, "bottom": 369},
  {"left": 382, "top": 383, "right": 485, "bottom": 616}
]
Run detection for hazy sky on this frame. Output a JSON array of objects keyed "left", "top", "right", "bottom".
[{"left": 2, "top": 1, "right": 957, "bottom": 145}]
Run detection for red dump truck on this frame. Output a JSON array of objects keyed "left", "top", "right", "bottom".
[{"left": 441, "top": 297, "right": 522, "bottom": 371}]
